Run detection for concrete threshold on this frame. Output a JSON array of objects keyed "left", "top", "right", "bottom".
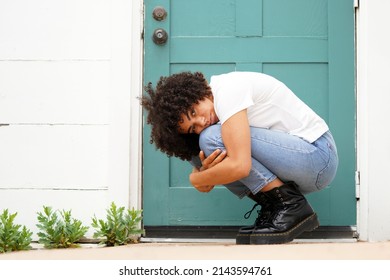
[{"left": 141, "top": 237, "right": 357, "bottom": 243}]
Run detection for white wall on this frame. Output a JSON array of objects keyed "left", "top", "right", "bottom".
[
  {"left": 0, "top": 0, "right": 141, "bottom": 239},
  {"left": 357, "top": 0, "right": 390, "bottom": 241}
]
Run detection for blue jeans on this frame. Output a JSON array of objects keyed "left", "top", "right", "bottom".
[{"left": 192, "top": 125, "right": 338, "bottom": 198}]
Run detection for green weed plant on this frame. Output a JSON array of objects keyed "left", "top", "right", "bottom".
[
  {"left": 92, "top": 202, "right": 144, "bottom": 246},
  {"left": 36, "top": 206, "right": 89, "bottom": 249},
  {"left": 0, "top": 209, "right": 32, "bottom": 253}
]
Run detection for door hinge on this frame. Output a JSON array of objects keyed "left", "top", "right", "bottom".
[
  {"left": 354, "top": 0, "right": 359, "bottom": 9},
  {"left": 355, "top": 171, "right": 360, "bottom": 199}
]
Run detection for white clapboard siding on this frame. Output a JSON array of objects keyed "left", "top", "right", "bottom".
[
  {"left": 0, "top": 0, "right": 110, "bottom": 60},
  {"left": 0, "top": 189, "right": 109, "bottom": 239},
  {"left": 0, "top": 125, "right": 108, "bottom": 189},
  {"left": 0, "top": 61, "right": 109, "bottom": 124},
  {"left": 0, "top": 0, "right": 137, "bottom": 240}
]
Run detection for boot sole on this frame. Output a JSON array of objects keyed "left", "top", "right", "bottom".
[
  {"left": 249, "top": 213, "right": 320, "bottom": 245},
  {"left": 236, "top": 233, "right": 252, "bottom": 245}
]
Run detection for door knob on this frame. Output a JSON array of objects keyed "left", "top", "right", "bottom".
[
  {"left": 152, "top": 6, "right": 167, "bottom": 21},
  {"left": 152, "top": 28, "right": 168, "bottom": 45}
]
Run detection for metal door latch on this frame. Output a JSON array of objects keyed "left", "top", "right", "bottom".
[
  {"left": 152, "top": 28, "right": 168, "bottom": 45},
  {"left": 153, "top": 6, "right": 167, "bottom": 21}
]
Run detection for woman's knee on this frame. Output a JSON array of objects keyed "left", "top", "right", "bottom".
[{"left": 199, "top": 125, "right": 224, "bottom": 156}]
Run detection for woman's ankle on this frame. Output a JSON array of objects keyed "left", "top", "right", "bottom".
[{"left": 261, "top": 178, "right": 284, "bottom": 192}]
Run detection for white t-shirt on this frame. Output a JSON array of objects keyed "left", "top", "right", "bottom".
[{"left": 209, "top": 71, "right": 329, "bottom": 143}]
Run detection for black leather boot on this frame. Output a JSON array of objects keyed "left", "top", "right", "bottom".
[
  {"left": 250, "top": 181, "right": 319, "bottom": 244},
  {"left": 236, "top": 192, "right": 274, "bottom": 244}
]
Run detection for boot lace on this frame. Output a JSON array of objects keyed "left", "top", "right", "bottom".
[
  {"left": 244, "top": 204, "right": 270, "bottom": 226},
  {"left": 244, "top": 203, "right": 259, "bottom": 219},
  {"left": 244, "top": 203, "right": 272, "bottom": 226}
]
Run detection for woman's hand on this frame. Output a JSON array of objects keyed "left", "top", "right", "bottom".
[
  {"left": 192, "top": 149, "right": 227, "bottom": 192},
  {"left": 199, "top": 149, "right": 226, "bottom": 171}
]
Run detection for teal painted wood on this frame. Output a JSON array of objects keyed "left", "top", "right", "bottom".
[
  {"left": 143, "top": 0, "right": 356, "bottom": 226},
  {"left": 143, "top": 0, "right": 171, "bottom": 225},
  {"left": 170, "top": 37, "right": 328, "bottom": 63},
  {"left": 327, "top": 0, "right": 356, "bottom": 225}
]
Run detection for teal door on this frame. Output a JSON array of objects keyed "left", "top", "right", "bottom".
[{"left": 143, "top": 0, "right": 355, "bottom": 230}]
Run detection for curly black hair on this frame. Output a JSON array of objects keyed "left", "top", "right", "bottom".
[{"left": 140, "top": 71, "right": 212, "bottom": 161}]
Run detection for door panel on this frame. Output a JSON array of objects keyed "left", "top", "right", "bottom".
[{"left": 143, "top": 0, "right": 355, "bottom": 228}]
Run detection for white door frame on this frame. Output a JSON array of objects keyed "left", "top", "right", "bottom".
[
  {"left": 356, "top": 0, "right": 390, "bottom": 242},
  {"left": 109, "top": 0, "right": 143, "bottom": 209},
  {"left": 128, "top": 0, "right": 144, "bottom": 210}
]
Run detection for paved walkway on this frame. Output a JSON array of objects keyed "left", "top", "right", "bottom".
[{"left": 1, "top": 240, "right": 390, "bottom": 260}]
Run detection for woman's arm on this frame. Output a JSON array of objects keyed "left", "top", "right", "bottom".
[
  {"left": 189, "top": 109, "right": 251, "bottom": 188},
  {"left": 190, "top": 149, "right": 226, "bottom": 193}
]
